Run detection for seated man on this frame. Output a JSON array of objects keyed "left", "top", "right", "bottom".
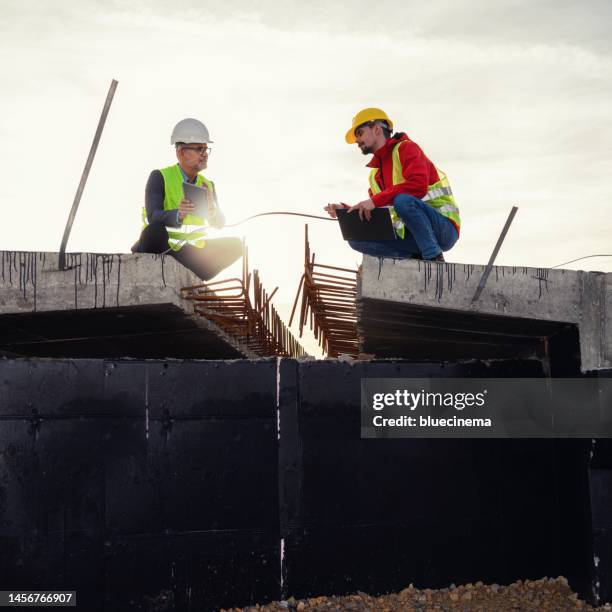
[
  {"left": 132, "top": 117, "right": 242, "bottom": 280},
  {"left": 325, "top": 108, "right": 460, "bottom": 262}
]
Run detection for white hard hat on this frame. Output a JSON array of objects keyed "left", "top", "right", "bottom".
[{"left": 170, "top": 118, "right": 213, "bottom": 145}]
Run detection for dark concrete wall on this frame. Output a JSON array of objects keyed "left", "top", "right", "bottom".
[
  {"left": 0, "top": 359, "right": 280, "bottom": 611},
  {"left": 590, "top": 370, "right": 612, "bottom": 605},
  {"left": 279, "top": 360, "right": 594, "bottom": 603},
  {"left": 0, "top": 358, "right": 606, "bottom": 610}
]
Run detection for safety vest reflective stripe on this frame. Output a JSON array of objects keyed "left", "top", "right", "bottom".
[
  {"left": 380, "top": 205, "right": 407, "bottom": 233},
  {"left": 155, "top": 219, "right": 206, "bottom": 251},
  {"left": 141, "top": 164, "right": 215, "bottom": 251},
  {"left": 368, "top": 142, "right": 461, "bottom": 238},
  {"left": 422, "top": 186, "right": 453, "bottom": 201},
  {"left": 168, "top": 224, "right": 206, "bottom": 235},
  {"left": 167, "top": 236, "right": 205, "bottom": 247},
  {"left": 436, "top": 204, "right": 460, "bottom": 215}
]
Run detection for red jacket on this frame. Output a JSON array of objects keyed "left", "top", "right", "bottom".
[{"left": 367, "top": 133, "right": 441, "bottom": 207}]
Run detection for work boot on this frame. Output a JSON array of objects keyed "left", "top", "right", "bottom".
[{"left": 431, "top": 253, "right": 445, "bottom": 262}]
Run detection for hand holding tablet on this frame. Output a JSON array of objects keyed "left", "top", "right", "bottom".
[{"left": 182, "top": 182, "right": 211, "bottom": 219}]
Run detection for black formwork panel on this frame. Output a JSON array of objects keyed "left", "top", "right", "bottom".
[
  {"left": 279, "top": 359, "right": 593, "bottom": 601},
  {"left": 0, "top": 359, "right": 280, "bottom": 612},
  {"left": 589, "top": 369, "right": 612, "bottom": 606}
]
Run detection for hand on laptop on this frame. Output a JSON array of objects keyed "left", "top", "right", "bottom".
[
  {"left": 347, "top": 198, "right": 375, "bottom": 221},
  {"left": 324, "top": 203, "right": 349, "bottom": 219}
]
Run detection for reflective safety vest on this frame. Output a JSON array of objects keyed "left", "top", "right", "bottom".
[
  {"left": 368, "top": 142, "right": 461, "bottom": 239},
  {"left": 141, "top": 164, "right": 215, "bottom": 251}
]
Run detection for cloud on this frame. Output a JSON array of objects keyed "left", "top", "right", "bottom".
[{"left": 0, "top": 0, "right": 610, "bottom": 284}]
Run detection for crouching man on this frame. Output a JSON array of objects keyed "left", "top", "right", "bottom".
[
  {"left": 325, "top": 108, "right": 460, "bottom": 262},
  {"left": 132, "top": 118, "right": 242, "bottom": 280}
]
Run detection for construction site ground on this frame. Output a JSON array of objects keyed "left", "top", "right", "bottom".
[{"left": 224, "top": 578, "right": 609, "bottom": 611}]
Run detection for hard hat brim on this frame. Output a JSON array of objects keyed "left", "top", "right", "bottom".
[
  {"left": 174, "top": 138, "right": 214, "bottom": 145},
  {"left": 345, "top": 128, "right": 357, "bottom": 144}
]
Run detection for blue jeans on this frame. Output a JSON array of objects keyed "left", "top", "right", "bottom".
[{"left": 348, "top": 194, "right": 458, "bottom": 259}]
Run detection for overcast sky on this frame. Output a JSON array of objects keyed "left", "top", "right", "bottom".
[{"left": 1, "top": 0, "right": 610, "bottom": 352}]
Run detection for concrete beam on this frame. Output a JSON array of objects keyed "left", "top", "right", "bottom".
[
  {"left": 0, "top": 251, "right": 197, "bottom": 313},
  {"left": 0, "top": 251, "right": 257, "bottom": 359},
  {"left": 358, "top": 257, "right": 611, "bottom": 372}
]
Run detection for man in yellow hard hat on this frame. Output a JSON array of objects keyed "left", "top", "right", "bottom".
[
  {"left": 325, "top": 108, "right": 460, "bottom": 262},
  {"left": 132, "top": 118, "right": 242, "bottom": 280}
]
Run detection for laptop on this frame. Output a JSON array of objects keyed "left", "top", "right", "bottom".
[{"left": 336, "top": 207, "right": 397, "bottom": 241}]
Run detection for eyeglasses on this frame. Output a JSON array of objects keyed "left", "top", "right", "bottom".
[{"left": 181, "top": 146, "right": 212, "bottom": 156}]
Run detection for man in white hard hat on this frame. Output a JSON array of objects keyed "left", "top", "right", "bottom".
[
  {"left": 324, "top": 108, "right": 460, "bottom": 262},
  {"left": 132, "top": 118, "right": 242, "bottom": 280}
]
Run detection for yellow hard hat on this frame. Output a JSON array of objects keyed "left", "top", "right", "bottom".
[{"left": 345, "top": 108, "right": 394, "bottom": 144}]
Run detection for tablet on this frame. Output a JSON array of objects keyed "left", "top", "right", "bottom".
[
  {"left": 182, "top": 182, "right": 209, "bottom": 219},
  {"left": 336, "top": 207, "right": 397, "bottom": 241}
]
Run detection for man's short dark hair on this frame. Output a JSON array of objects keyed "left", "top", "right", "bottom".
[
  {"left": 374, "top": 120, "right": 392, "bottom": 139},
  {"left": 360, "top": 120, "right": 392, "bottom": 139}
]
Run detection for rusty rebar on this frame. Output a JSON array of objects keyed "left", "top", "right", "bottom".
[
  {"left": 181, "top": 245, "right": 305, "bottom": 358},
  {"left": 289, "top": 225, "right": 359, "bottom": 358}
]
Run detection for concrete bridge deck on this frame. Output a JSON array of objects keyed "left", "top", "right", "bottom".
[
  {"left": 358, "top": 257, "right": 611, "bottom": 372},
  {"left": 0, "top": 251, "right": 253, "bottom": 359}
]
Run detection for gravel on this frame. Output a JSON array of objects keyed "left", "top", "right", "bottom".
[{"left": 222, "top": 577, "right": 611, "bottom": 611}]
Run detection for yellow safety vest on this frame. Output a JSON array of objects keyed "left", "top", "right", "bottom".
[
  {"left": 368, "top": 142, "right": 461, "bottom": 239},
  {"left": 141, "top": 164, "right": 215, "bottom": 251}
]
